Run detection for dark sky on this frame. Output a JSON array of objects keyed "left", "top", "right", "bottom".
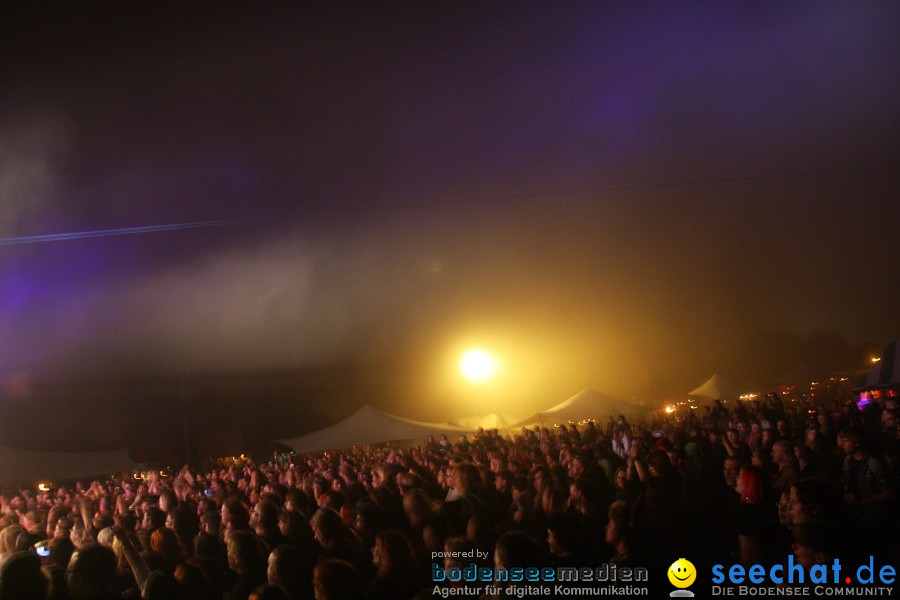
[{"left": 1, "top": 3, "right": 898, "bottom": 442}]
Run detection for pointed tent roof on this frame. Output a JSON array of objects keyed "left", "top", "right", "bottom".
[
  {"left": 451, "top": 411, "right": 524, "bottom": 431},
  {"left": 861, "top": 340, "right": 900, "bottom": 388},
  {"left": 513, "top": 387, "right": 642, "bottom": 426},
  {"left": 0, "top": 447, "right": 139, "bottom": 485},
  {"left": 276, "top": 405, "right": 471, "bottom": 453},
  {"left": 688, "top": 374, "right": 741, "bottom": 401}
]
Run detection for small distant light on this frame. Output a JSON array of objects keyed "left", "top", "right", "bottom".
[
  {"left": 872, "top": 357, "right": 881, "bottom": 363},
  {"left": 38, "top": 482, "right": 50, "bottom": 492},
  {"left": 665, "top": 406, "right": 674, "bottom": 414}
]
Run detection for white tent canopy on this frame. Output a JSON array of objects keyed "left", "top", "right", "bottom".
[
  {"left": 450, "top": 411, "right": 524, "bottom": 431},
  {"left": 0, "top": 447, "right": 139, "bottom": 485},
  {"left": 862, "top": 340, "right": 899, "bottom": 388},
  {"left": 688, "top": 374, "right": 741, "bottom": 401},
  {"left": 276, "top": 405, "right": 471, "bottom": 453},
  {"left": 513, "top": 387, "right": 642, "bottom": 426}
]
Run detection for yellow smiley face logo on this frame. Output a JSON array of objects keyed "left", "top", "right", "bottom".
[{"left": 668, "top": 558, "right": 696, "bottom": 588}]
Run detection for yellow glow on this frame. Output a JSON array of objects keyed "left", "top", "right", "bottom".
[
  {"left": 428, "top": 323, "right": 605, "bottom": 418},
  {"left": 665, "top": 406, "right": 674, "bottom": 413},
  {"left": 460, "top": 349, "right": 497, "bottom": 382},
  {"left": 872, "top": 357, "right": 881, "bottom": 363},
  {"left": 38, "top": 482, "right": 50, "bottom": 492}
]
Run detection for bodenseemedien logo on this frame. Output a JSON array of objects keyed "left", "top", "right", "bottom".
[{"left": 668, "top": 558, "right": 696, "bottom": 597}]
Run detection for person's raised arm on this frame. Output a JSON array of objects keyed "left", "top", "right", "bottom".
[
  {"left": 77, "top": 497, "right": 95, "bottom": 544},
  {"left": 630, "top": 444, "right": 649, "bottom": 484},
  {"left": 173, "top": 473, "right": 190, "bottom": 503},
  {"left": 285, "top": 465, "right": 295, "bottom": 487},
  {"left": 46, "top": 503, "right": 64, "bottom": 538},
  {"left": 181, "top": 466, "right": 195, "bottom": 486},
  {"left": 720, "top": 434, "right": 738, "bottom": 458},
  {"left": 147, "top": 472, "right": 161, "bottom": 496},
  {"left": 113, "top": 526, "right": 150, "bottom": 591},
  {"left": 625, "top": 444, "right": 646, "bottom": 483},
  {"left": 129, "top": 488, "right": 144, "bottom": 515},
  {"left": 115, "top": 493, "right": 129, "bottom": 518}
]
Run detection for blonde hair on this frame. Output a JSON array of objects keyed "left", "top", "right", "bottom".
[
  {"left": 96, "top": 527, "right": 116, "bottom": 548},
  {"left": 0, "top": 525, "right": 24, "bottom": 555}
]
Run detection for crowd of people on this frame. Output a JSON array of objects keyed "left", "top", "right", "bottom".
[{"left": 0, "top": 390, "right": 896, "bottom": 599}]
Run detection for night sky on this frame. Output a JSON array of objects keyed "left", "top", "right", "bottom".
[{"left": 1, "top": 3, "right": 898, "bottom": 453}]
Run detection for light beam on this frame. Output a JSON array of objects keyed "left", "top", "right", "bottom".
[{"left": 0, "top": 217, "right": 261, "bottom": 246}]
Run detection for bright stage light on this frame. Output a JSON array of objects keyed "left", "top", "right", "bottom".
[{"left": 460, "top": 349, "right": 497, "bottom": 382}]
